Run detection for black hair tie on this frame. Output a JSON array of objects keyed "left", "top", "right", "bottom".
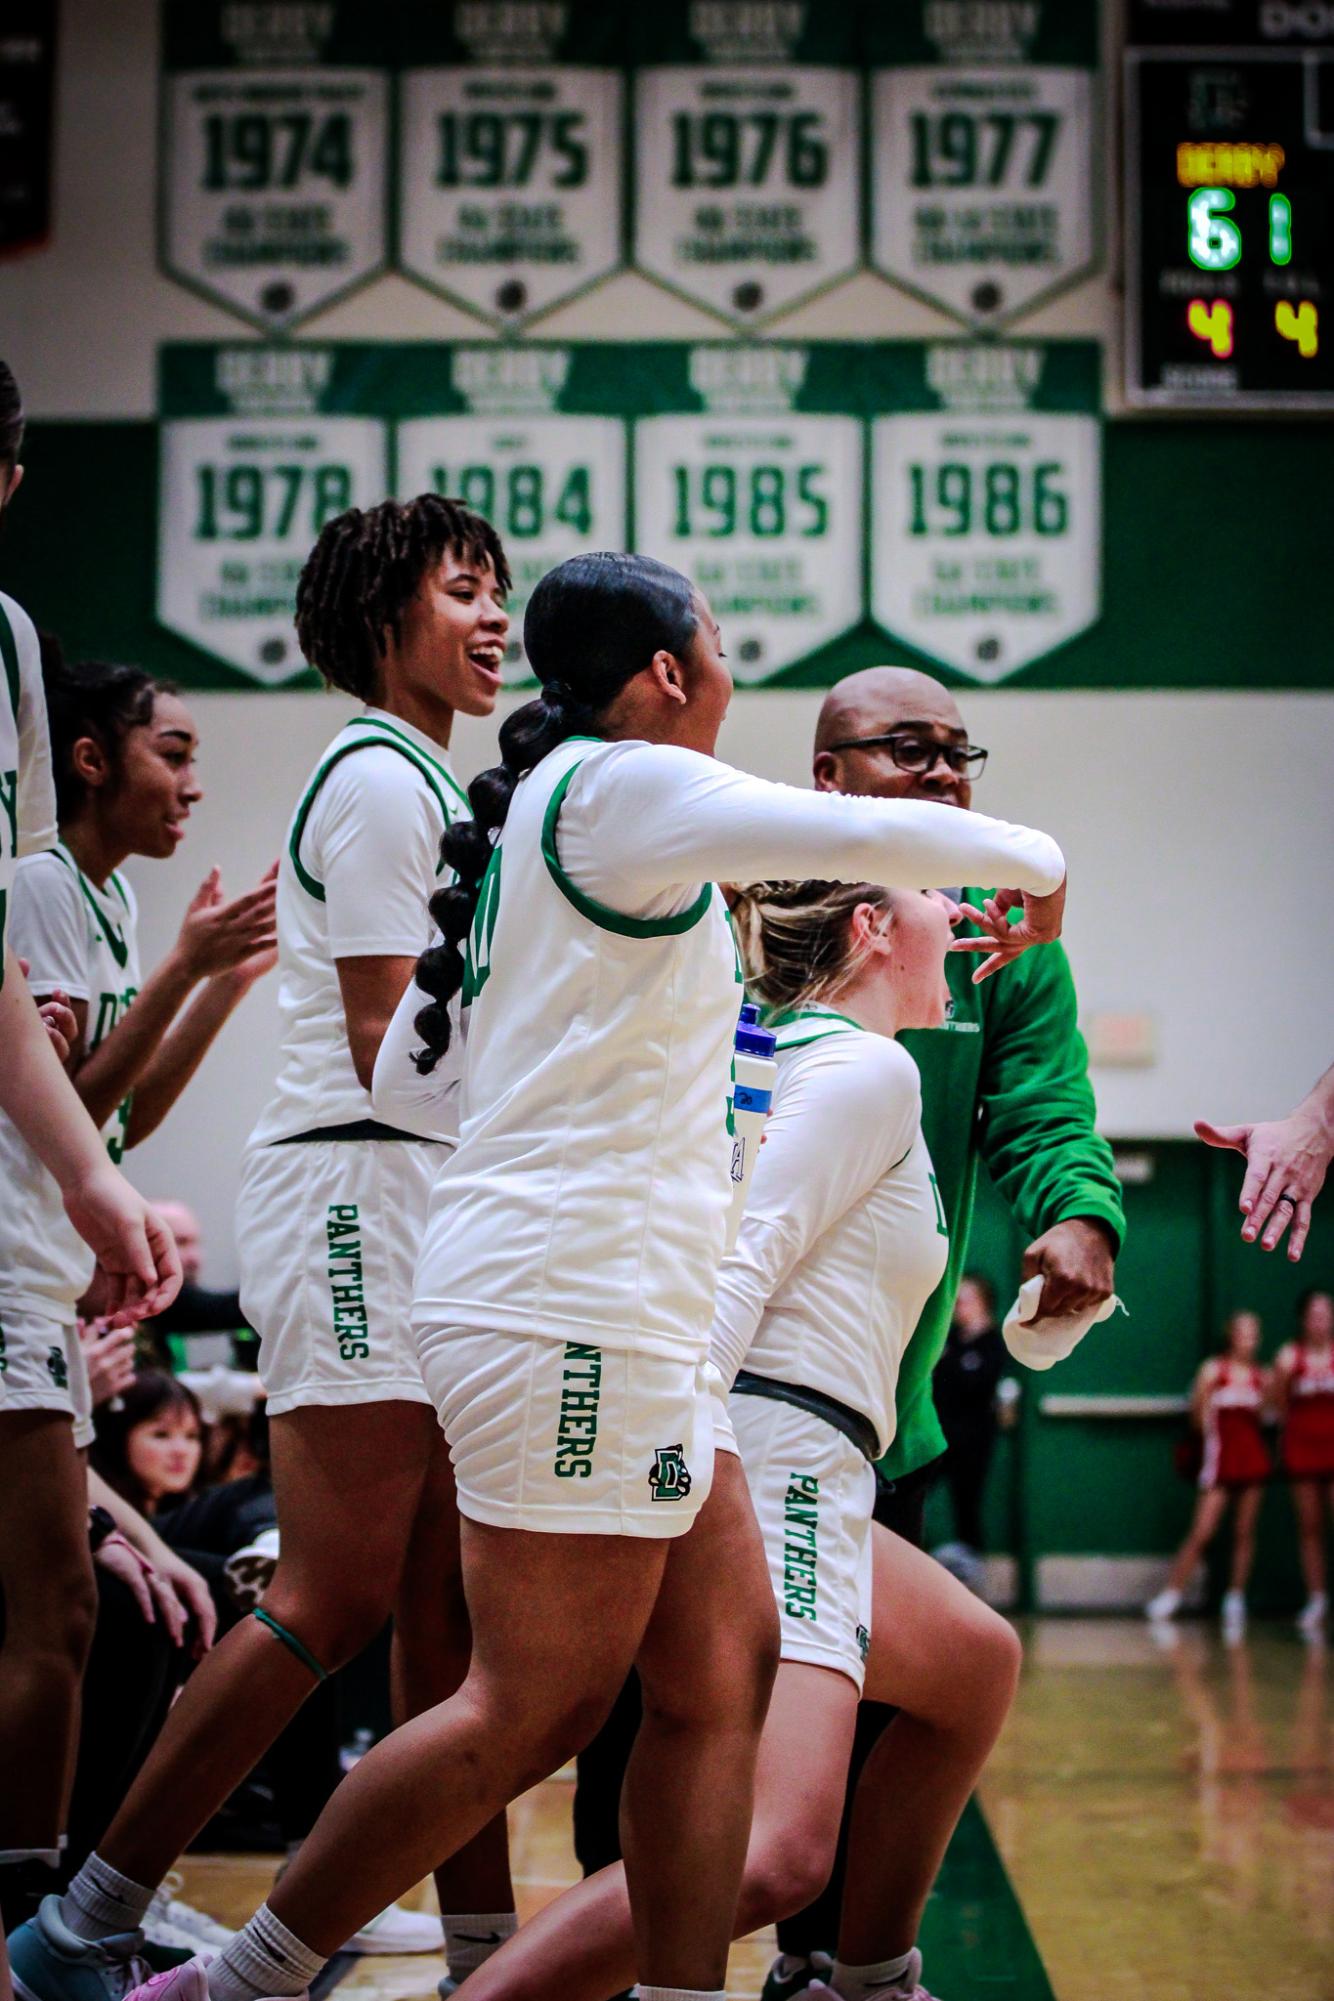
[{"left": 541, "top": 677, "right": 575, "bottom": 710}]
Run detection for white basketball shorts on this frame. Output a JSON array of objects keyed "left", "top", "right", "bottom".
[{"left": 0, "top": 1308, "right": 94, "bottom": 1447}]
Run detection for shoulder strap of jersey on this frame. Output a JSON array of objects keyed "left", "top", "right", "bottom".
[
  {"left": 0, "top": 598, "right": 21, "bottom": 720},
  {"left": 540, "top": 745, "right": 714, "bottom": 940},
  {"left": 288, "top": 720, "right": 462, "bottom": 903}
]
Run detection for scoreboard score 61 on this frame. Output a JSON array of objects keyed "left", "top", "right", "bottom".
[{"left": 1126, "top": 26, "right": 1334, "bottom": 409}]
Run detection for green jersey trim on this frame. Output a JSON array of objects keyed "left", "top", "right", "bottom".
[
  {"left": 770, "top": 1007, "right": 864, "bottom": 1050},
  {"left": 541, "top": 757, "right": 714, "bottom": 940},
  {"left": 0, "top": 599, "right": 19, "bottom": 720},
  {"left": 49, "top": 842, "right": 130, "bottom": 970},
  {"left": 288, "top": 722, "right": 458, "bottom": 903}
]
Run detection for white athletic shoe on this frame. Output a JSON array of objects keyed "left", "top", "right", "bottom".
[
  {"left": 1145, "top": 1586, "right": 1182, "bottom": 1622},
  {"left": 1221, "top": 1589, "right": 1247, "bottom": 1641},
  {"left": 222, "top": 1528, "right": 281, "bottom": 1610},
  {"left": 1296, "top": 1592, "right": 1328, "bottom": 1638},
  {"left": 339, "top": 1903, "right": 443, "bottom": 1955},
  {"left": 807, "top": 1950, "right": 940, "bottom": 2000},
  {"left": 145, "top": 1876, "right": 234, "bottom": 1952},
  {"left": 760, "top": 1950, "right": 835, "bottom": 1999}
]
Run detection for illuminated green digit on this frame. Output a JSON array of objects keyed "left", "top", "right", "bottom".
[{"left": 1188, "top": 187, "right": 1242, "bottom": 271}]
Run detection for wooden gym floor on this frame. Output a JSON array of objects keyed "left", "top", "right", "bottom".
[{"left": 177, "top": 1618, "right": 1334, "bottom": 2001}]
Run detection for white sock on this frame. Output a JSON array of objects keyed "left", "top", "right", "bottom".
[
  {"left": 831, "top": 1950, "right": 916, "bottom": 1999},
  {"left": 635, "top": 1988, "right": 726, "bottom": 2000},
  {"left": 208, "top": 1903, "right": 325, "bottom": 2001},
  {"left": 61, "top": 1852, "right": 155, "bottom": 1941},
  {"left": 443, "top": 1911, "right": 517, "bottom": 1980}
]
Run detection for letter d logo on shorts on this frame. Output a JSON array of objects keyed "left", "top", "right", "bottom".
[{"left": 649, "top": 1444, "right": 691, "bottom": 1503}]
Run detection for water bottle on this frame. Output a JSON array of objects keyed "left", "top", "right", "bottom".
[{"left": 725, "top": 1003, "right": 778, "bottom": 1252}]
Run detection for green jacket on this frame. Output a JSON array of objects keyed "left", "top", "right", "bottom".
[{"left": 886, "top": 893, "right": 1125, "bottom": 1480}]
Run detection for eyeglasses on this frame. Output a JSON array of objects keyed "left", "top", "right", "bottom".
[{"left": 825, "top": 732, "right": 988, "bottom": 778}]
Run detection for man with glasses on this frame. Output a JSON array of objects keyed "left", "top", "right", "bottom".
[{"left": 763, "top": 664, "right": 1125, "bottom": 2000}]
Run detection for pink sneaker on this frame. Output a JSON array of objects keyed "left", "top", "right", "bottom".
[
  {"left": 120, "top": 1963, "right": 306, "bottom": 2001},
  {"left": 121, "top": 1961, "right": 212, "bottom": 2001}
]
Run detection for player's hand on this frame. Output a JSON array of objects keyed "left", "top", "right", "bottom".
[
  {"left": 80, "top": 1320, "right": 137, "bottom": 1405},
  {"left": 15, "top": 958, "right": 79, "bottom": 1062},
  {"left": 1196, "top": 1111, "right": 1330, "bottom": 1263},
  {"left": 62, "top": 1165, "right": 182, "bottom": 1324},
  {"left": 175, "top": 865, "right": 278, "bottom": 981},
  {"left": 1021, "top": 1217, "right": 1117, "bottom": 1320},
  {"left": 949, "top": 878, "right": 1065, "bottom": 984}
]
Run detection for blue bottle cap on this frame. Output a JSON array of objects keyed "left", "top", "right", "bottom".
[{"left": 735, "top": 999, "right": 777, "bottom": 1059}]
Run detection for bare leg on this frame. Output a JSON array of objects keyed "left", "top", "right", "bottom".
[
  {"left": 266, "top": 1519, "right": 668, "bottom": 1959},
  {"left": 1292, "top": 1481, "right": 1327, "bottom": 1600},
  {"left": 388, "top": 1435, "right": 513, "bottom": 1919},
  {"left": 456, "top": 1661, "right": 857, "bottom": 2001},
  {"left": 99, "top": 1402, "right": 445, "bottom": 1888},
  {"left": 835, "top": 1522, "right": 1021, "bottom": 1966},
  {"left": 618, "top": 1452, "right": 779, "bottom": 1990},
  {"left": 1228, "top": 1487, "right": 1264, "bottom": 1594},
  {"left": 0, "top": 1414, "right": 97, "bottom": 1851},
  {"left": 1164, "top": 1489, "right": 1229, "bottom": 1596}
]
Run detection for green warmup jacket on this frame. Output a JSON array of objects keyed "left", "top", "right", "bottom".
[{"left": 886, "top": 891, "right": 1125, "bottom": 1481}]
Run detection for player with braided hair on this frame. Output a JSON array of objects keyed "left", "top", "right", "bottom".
[
  {"left": 137, "top": 550, "right": 1069, "bottom": 2001},
  {"left": 17, "top": 498, "right": 518, "bottom": 2001}
]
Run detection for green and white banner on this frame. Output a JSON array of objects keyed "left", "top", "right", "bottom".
[
  {"left": 157, "top": 340, "right": 1101, "bottom": 689},
  {"left": 869, "top": 2, "right": 1099, "bottom": 328},
  {"left": 868, "top": 343, "right": 1101, "bottom": 682},
  {"left": 157, "top": 2, "right": 1100, "bottom": 334},
  {"left": 159, "top": 0, "right": 389, "bottom": 332},
  {"left": 157, "top": 348, "right": 388, "bottom": 684},
  {"left": 629, "top": 4, "right": 861, "bottom": 328},
  {"left": 396, "top": 7, "right": 625, "bottom": 328}
]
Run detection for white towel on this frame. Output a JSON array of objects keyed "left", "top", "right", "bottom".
[{"left": 1002, "top": 1274, "right": 1121, "bottom": 1372}]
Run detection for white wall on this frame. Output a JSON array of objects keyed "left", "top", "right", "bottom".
[{"left": 8, "top": 0, "right": 1333, "bottom": 1282}]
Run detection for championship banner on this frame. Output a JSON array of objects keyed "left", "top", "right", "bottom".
[
  {"left": 396, "top": 6, "right": 626, "bottom": 329},
  {"left": 630, "top": 2, "right": 861, "bottom": 327},
  {"left": 394, "top": 347, "right": 630, "bottom": 685},
  {"left": 159, "top": 0, "right": 390, "bottom": 332},
  {"left": 156, "top": 340, "right": 1101, "bottom": 689},
  {"left": 869, "top": 341, "right": 1101, "bottom": 683},
  {"left": 634, "top": 346, "right": 862, "bottom": 682},
  {"left": 868, "top": 0, "right": 1099, "bottom": 329},
  {"left": 157, "top": 346, "right": 389, "bottom": 685}
]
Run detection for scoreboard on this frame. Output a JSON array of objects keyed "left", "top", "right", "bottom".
[{"left": 1126, "top": 4, "right": 1334, "bottom": 409}]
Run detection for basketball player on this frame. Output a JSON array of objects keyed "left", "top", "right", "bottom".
[
  {"left": 135, "top": 551, "right": 1066, "bottom": 2001},
  {"left": 10, "top": 498, "right": 516, "bottom": 2000}
]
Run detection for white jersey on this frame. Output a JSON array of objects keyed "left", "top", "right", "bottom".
[
  {"left": 248, "top": 708, "right": 470, "bottom": 1147},
  {"left": 711, "top": 1013, "right": 950, "bottom": 1459},
  {"left": 374, "top": 735, "right": 1063, "bottom": 1366},
  {"left": 0, "top": 590, "right": 57, "bottom": 961},
  {"left": 0, "top": 844, "right": 141, "bottom": 1318}
]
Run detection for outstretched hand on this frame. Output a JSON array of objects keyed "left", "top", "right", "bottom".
[
  {"left": 1196, "top": 1112, "right": 1329, "bottom": 1263},
  {"left": 176, "top": 863, "right": 278, "bottom": 982}
]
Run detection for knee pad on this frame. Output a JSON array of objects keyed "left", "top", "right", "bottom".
[{"left": 253, "top": 1606, "right": 330, "bottom": 1683}]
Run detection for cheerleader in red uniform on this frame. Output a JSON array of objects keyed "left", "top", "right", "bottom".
[
  {"left": 1147, "top": 1311, "right": 1272, "bottom": 1637},
  {"left": 1275, "top": 1288, "right": 1334, "bottom": 1637}
]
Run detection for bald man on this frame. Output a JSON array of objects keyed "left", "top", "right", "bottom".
[{"left": 766, "top": 667, "right": 1123, "bottom": 1998}]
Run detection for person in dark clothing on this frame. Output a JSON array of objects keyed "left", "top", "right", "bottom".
[
  {"left": 138, "top": 1201, "right": 252, "bottom": 1371},
  {"left": 932, "top": 1273, "right": 1008, "bottom": 1557}
]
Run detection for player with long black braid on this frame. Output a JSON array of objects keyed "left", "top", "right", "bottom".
[{"left": 132, "top": 549, "right": 1069, "bottom": 2001}]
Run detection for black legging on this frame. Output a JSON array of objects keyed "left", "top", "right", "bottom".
[{"left": 570, "top": 1461, "right": 936, "bottom": 1960}]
